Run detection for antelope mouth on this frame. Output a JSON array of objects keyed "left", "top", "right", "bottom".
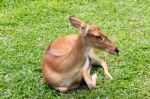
[{"left": 103, "top": 47, "right": 119, "bottom": 55}]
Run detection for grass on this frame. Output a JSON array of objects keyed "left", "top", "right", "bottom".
[{"left": 0, "top": 0, "right": 150, "bottom": 98}]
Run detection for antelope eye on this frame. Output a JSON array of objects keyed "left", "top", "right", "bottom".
[{"left": 95, "top": 36, "right": 102, "bottom": 40}]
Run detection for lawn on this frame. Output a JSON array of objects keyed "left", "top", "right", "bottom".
[{"left": 0, "top": 0, "right": 150, "bottom": 98}]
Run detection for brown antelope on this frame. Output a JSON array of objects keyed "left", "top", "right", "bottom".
[{"left": 42, "top": 16, "right": 119, "bottom": 92}]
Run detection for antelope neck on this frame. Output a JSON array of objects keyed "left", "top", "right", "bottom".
[{"left": 69, "top": 35, "right": 91, "bottom": 61}]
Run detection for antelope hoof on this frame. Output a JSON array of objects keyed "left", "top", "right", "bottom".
[
  {"left": 55, "top": 87, "right": 69, "bottom": 92},
  {"left": 104, "top": 72, "right": 113, "bottom": 80},
  {"left": 92, "top": 73, "right": 97, "bottom": 81}
]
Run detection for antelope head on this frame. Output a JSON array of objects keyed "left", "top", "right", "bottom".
[{"left": 69, "top": 16, "right": 119, "bottom": 55}]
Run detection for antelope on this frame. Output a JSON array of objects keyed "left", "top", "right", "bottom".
[{"left": 42, "top": 16, "right": 119, "bottom": 92}]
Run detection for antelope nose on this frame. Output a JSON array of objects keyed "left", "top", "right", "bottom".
[{"left": 115, "top": 47, "right": 119, "bottom": 54}]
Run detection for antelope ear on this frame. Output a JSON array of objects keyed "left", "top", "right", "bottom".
[
  {"left": 80, "top": 25, "right": 89, "bottom": 37},
  {"left": 69, "top": 16, "right": 88, "bottom": 36},
  {"left": 69, "top": 16, "right": 83, "bottom": 28}
]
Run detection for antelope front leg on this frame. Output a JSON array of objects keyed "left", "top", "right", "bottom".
[
  {"left": 81, "top": 58, "right": 97, "bottom": 89},
  {"left": 89, "top": 49, "right": 113, "bottom": 80}
]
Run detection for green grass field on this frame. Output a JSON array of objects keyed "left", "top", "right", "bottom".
[{"left": 0, "top": 0, "right": 150, "bottom": 98}]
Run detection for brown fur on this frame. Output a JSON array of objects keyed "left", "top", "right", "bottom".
[{"left": 42, "top": 16, "right": 119, "bottom": 92}]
